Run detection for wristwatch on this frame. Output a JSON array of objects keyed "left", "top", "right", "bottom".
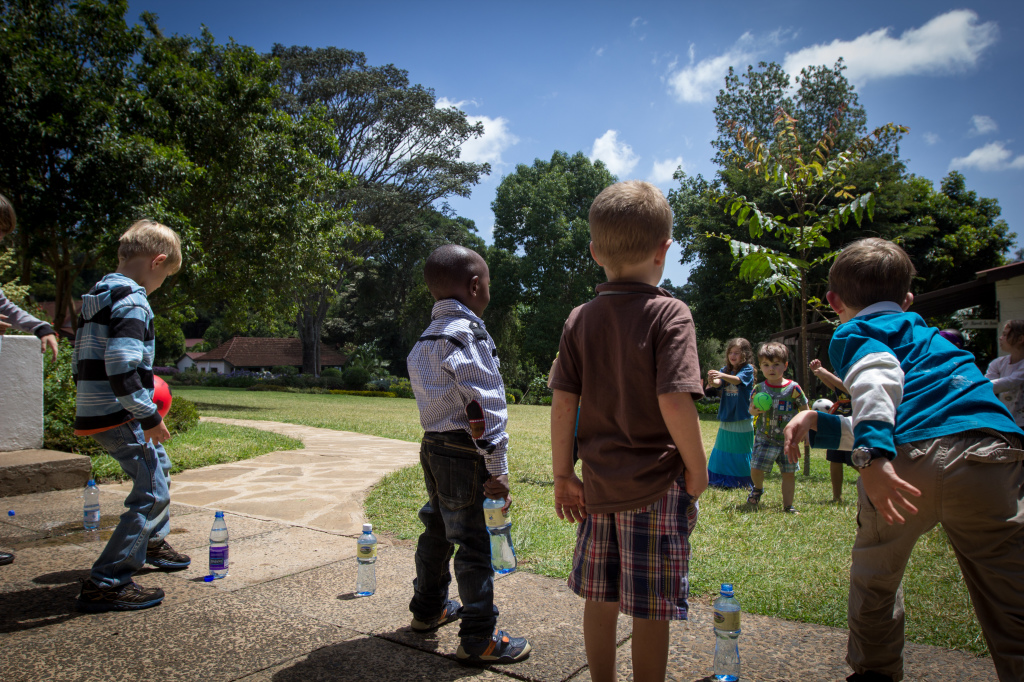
[{"left": 850, "top": 446, "right": 890, "bottom": 470}]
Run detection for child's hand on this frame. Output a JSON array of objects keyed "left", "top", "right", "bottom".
[
  {"left": 40, "top": 334, "right": 58, "bottom": 362},
  {"left": 809, "top": 359, "right": 823, "bottom": 374},
  {"left": 783, "top": 410, "right": 818, "bottom": 462},
  {"left": 684, "top": 464, "right": 708, "bottom": 499},
  {"left": 706, "top": 369, "right": 722, "bottom": 387},
  {"left": 859, "top": 459, "right": 922, "bottom": 525},
  {"left": 554, "top": 473, "right": 586, "bottom": 523},
  {"left": 484, "top": 474, "right": 511, "bottom": 512},
  {"left": 144, "top": 421, "right": 171, "bottom": 445},
  {"left": 748, "top": 402, "right": 763, "bottom": 416},
  {"left": 0, "top": 314, "right": 9, "bottom": 334}
]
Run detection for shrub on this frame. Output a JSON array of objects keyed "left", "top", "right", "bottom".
[
  {"left": 342, "top": 365, "right": 371, "bottom": 390},
  {"left": 328, "top": 390, "right": 397, "bottom": 398},
  {"left": 272, "top": 365, "right": 299, "bottom": 376},
  {"left": 389, "top": 378, "right": 414, "bottom": 399},
  {"left": 321, "top": 367, "right": 343, "bottom": 378},
  {"left": 164, "top": 396, "right": 199, "bottom": 434},
  {"left": 695, "top": 399, "right": 720, "bottom": 415},
  {"left": 508, "top": 387, "right": 523, "bottom": 404}
]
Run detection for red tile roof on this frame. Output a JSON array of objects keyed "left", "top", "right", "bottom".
[
  {"left": 199, "top": 337, "right": 346, "bottom": 368},
  {"left": 184, "top": 338, "right": 204, "bottom": 348}
]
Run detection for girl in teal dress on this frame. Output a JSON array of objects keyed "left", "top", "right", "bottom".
[{"left": 706, "top": 338, "right": 754, "bottom": 488}]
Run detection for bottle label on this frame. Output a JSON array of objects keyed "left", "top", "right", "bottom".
[
  {"left": 84, "top": 510, "right": 100, "bottom": 523},
  {"left": 209, "top": 546, "right": 228, "bottom": 570},
  {"left": 357, "top": 543, "right": 377, "bottom": 559},
  {"left": 484, "top": 506, "right": 508, "bottom": 528},
  {"left": 714, "top": 609, "right": 740, "bottom": 631}
]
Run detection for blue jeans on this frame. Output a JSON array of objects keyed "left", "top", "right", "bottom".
[
  {"left": 89, "top": 421, "right": 171, "bottom": 588},
  {"left": 409, "top": 432, "right": 497, "bottom": 643}
]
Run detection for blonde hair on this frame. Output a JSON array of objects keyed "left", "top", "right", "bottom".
[
  {"left": 829, "top": 238, "right": 915, "bottom": 310},
  {"left": 589, "top": 180, "right": 672, "bottom": 269},
  {"left": 724, "top": 337, "right": 754, "bottom": 373},
  {"left": 757, "top": 341, "right": 789, "bottom": 364},
  {"left": 0, "top": 193, "right": 15, "bottom": 237},
  {"left": 118, "top": 220, "right": 182, "bottom": 273}
]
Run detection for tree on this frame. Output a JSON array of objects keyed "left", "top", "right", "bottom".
[
  {"left": 268, "top": 45, "right": 489, "bottom": 371},
  {"left": 0, "top": 0, "right": 161, "bottom": 332},
  {"left": 490, "top": 151, "right": 616, "bottom": 376},
  {"left": 717, "top": 107, "right": 907, "bottom": 379}
]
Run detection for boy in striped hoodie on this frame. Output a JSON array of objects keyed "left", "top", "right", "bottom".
[{"left": 73, "top": 220, "right": 191, "bottom": 613}]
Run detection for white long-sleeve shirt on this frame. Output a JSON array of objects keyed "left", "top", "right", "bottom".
[{"left": 986, "top": 354, "right": 1024, "bottom": 427}]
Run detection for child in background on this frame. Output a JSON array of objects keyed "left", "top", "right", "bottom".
[
  {"left": 706, "top": 337, "right": 755, "bottom": 488},
  {"left": 747, "top": 341, "right": 809, "bottom": 513},
  {"left": 0, "top": 193, "right": 59, "bottom": 568},
  {"left": 986, "top": 320, "right": 1024, "bottom": 427},
  {"left": 550, "top": 180, "right": 707, "bottom": 682},
  {"left": 74, "top": 220, "right": 191, "bottom": 612},
  {"left": 809, "top": 359, "right": 851, "bottom": 503}
]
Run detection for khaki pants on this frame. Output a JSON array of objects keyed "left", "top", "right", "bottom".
[{"left": 847, "top": 431, "right": 1024, "bottom": 682}]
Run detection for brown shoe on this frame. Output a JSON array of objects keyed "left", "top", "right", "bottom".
[
  {"left": 77, "top": 578, "right": 164, "bottom": 612},
  {"left": 146, "top": 540, "right": 191, "bottom": 570}
]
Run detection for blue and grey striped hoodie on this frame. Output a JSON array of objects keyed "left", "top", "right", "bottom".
[{"left": 72, "top": 273, "right": 161, "bottom": 434}]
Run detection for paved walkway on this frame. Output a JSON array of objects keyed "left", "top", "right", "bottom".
[{"left": 0, "top": 418, "right": 1001, "bottom": 681}]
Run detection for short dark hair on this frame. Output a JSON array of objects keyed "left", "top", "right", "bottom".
[
  {"left": 0, "top": 193, "right": 15, "bottom": 237},
  {"left": 423, "top": 244, "right": 485, "bottom": 299},
  {"left": 829, "top": 238, "right": 915, "bottom": 309},
  {"left": 757, "top": 341, "right": 789, "bottom": 363}
]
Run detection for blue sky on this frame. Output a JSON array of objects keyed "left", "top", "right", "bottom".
[{"left": 129, "top": 0, "right": 1023, "bottom": 286}]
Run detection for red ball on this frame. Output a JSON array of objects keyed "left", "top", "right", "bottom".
[{"left": 153, "top": 375, "right": 173, "bottom": 419}]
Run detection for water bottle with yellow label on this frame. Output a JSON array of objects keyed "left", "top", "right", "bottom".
[
  {"left": 483, "top": 497, "right": 516, "bottom": 574},
  {"left": 356, "top": 523, "right": 377, "bottom": 596},
  {"left": 713, "top": 583, "right": 741, "bottom": 681}
]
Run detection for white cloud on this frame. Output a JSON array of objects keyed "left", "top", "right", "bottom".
[
  {"left": 970, "top": 115, "right": 998, "bottom": 136},
  {"left": 595, "top": 46, "right": 605, "bottom": 57},
  {"left": 923, "top": 132, "right": 940, "bottom": 145},
  {"left": 666, "top": 34, "right": 756, "bottom": 103},
  {"left": 783, "top": 10, "right": 998, "bottom": 85},
  {"left": 648, "top": 157, "right": 686, "bottom": 185},
  {"left": 436, "top": 98, "right": 518, "bottom": 165},
  {"left": 590, "top": 130, "right": 639, "bottom": 176},
  {"left": 631, "top": 16, "right": 646, "bottom": 30},
  {"left": 949, "top": 142, "right": 1024, "bottom": 172}
]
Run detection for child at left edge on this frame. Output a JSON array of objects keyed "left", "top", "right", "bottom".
[
  {"left": 0, "top": 193, "right": 59, "bottom": 568},
  {"left": 747, "top": 341, "right": 809, "bottom": 513},
  {"left": 73, "top": 220, "right": 191, "bottom": 613}
]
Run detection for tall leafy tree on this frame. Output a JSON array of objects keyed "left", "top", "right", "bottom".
[{"left": 490, "top": 151, "right": 616, "bottom": 375}]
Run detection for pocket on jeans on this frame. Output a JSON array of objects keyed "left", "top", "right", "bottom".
[{"left": 428, "top": 452, "right": 479, "bottom": 511}]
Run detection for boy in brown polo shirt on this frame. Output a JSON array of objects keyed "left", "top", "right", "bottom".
[{"left": 549, "top": 180, "right": 708, "bottom": 682}]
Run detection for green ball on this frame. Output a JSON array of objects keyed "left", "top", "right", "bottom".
[{"left": 753, "top": 392, "right": 773, "bottom": 411}]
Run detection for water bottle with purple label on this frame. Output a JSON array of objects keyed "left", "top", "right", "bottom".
[{"left": 208, "top": 511, "right": 229, "bottom": 579}]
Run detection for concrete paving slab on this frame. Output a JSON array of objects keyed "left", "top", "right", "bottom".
[
  {"left": 143, "top": 510, "right": 289, "bottom": 553},
  {"left": 569, "top": 599, "right": 998, "bottom": 682},
  {"left": 159, "top": 525, "right": 357, "bottom": 589},
  {"left": 2, "top": 590, "right": 350, "bottom": 682},
  {"left": 237, "top": 632, "right": 518, "bottom": 682}
]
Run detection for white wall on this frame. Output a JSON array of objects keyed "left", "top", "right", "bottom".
[
  {"left": 996, "top": 275, "right": 1024, "bottom": 355},
  {"left": 195, "top": 359, "right": 232, "bottom": 374},
  {"left": 0, "top": 335, "right": 44, "bottom": 451},
  {"left": 176, "top": 355, "right": 196, "bottom": 372}
]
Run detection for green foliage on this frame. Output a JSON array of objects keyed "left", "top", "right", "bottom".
[
  {"left": 0, "top": 246, "right": 33, "bottom": 313},
  {"left": 489, "top": 151, "right": 616, "bottom": 376},
  {"left": 345, "top": 340, "right": 391, "bottom": 379},
  {"left": 247, "top": 384, "right": 300, "bottom": 393},
  {"left": 342, "top": 365, "right": 371, "bottom": 390},
  {"left": 320, "top": 367, "right": 343, "bottom": 378},
  {"left": 387, "top": 378, "right": 414, "bottom": 399},
  {"left": 163, "top": 396, "right": 199, "bottom": 434},
  {"left": 154, "top": 316, "right": 185, "bottom": 365},
  {"left": 508, "top": 387, "right": 524, "bottom": 404},
  {"left": 328, "top": 389, "right": 397, "bottom": 398},
  {"left": 695, "top": 399, "right": 721, "bottom": 415},
  {"left": 272, "top": 365, "right": 300, "bottom": 376}
]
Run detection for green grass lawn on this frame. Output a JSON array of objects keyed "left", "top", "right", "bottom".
[
  {"left": 176, "top": 386, "right": 986, "bottom": 655},
  {"left": 91, "top": 420, "right": 304, "bottom": 482}
]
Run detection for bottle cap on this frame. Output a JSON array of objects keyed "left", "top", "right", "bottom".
[
  {"left": 87, "top": 479, "right": 95, "bottom": 486},
  {"left": 362, "top": 523, "right": 372, "bottom": 533},
  {"left": 215, "top": 511, "right": 224, "bottom": 518},
  {"left": 7, "top": 510, "right": 13, "bottom": 517},
  {"left": 720, "top": 583, "right": 734, "bottom": 595},
  {"left": 204, "top": 575, "right": 216, "bottom": 582}
]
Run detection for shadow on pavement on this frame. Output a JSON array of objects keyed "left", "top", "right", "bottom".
[{"left": 0, "top": 578, "right": 87, "bottom": 633}]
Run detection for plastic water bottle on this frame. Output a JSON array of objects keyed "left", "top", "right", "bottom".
[
  {"left": 483, "top": 497, "right": 516, "bottom": 574},
  {"left": 356, "top": 523, "right": 377, "bottom": 596},
  {"left": 713, "top": 583, "right": 742, "bottom": 682},
  {"left": 83, "top": 480, "right": 100, "bottom": 530},
  {"left": 208, "top": 511, "right": 229, "bottom": 579}
]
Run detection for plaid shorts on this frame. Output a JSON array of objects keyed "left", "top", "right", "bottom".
[
  {"left": 751, "top": 439, "right": 799, "bottom": 474},
  {"left": 567, "top": 473, "right": 698, "bottom": 620}
]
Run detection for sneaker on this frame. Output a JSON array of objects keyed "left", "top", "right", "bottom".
[
  {"left": 746, "top": 487, "right": 763, "bottom": 505},
  {"left": 783, "top": 505, "right": 800, "bottom": 514},
  {"left": 76, "top": 578, "right": 165, "bottom": 612},
  {"left": 456, "top": 629, "right": 532, "bottom": 665},
  {"left": 411, "top": 599, "right": 462, "bottom": 632},
  {"left": 145, "top": 540, "right": 191, "bottom": 570},
  {"left": 0, "top": 551, "right": 13, "bottom": 566}
]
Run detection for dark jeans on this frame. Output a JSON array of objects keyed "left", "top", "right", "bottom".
[{"left": 409, "top": 431, "right": 497, "bottom": 643}]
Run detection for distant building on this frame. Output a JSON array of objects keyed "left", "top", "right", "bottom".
[
  {"left": 187, "top": 337, "right": 346, "bottom": 374},
  {"left": 175, "top": 352, "right": 206, "bottom": 373}
]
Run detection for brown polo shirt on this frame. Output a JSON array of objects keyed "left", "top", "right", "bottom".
[{"left": 549, "top": 281, "right": 704, "bottom": 513}]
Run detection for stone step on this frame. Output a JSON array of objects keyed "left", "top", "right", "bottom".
[{"left": 0, "top": 449, "right": 91, "bottom": 497}]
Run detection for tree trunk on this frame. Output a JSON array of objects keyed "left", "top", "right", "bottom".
[{"left": 296, "top": 286, "right": 333, "bottom": 377}]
